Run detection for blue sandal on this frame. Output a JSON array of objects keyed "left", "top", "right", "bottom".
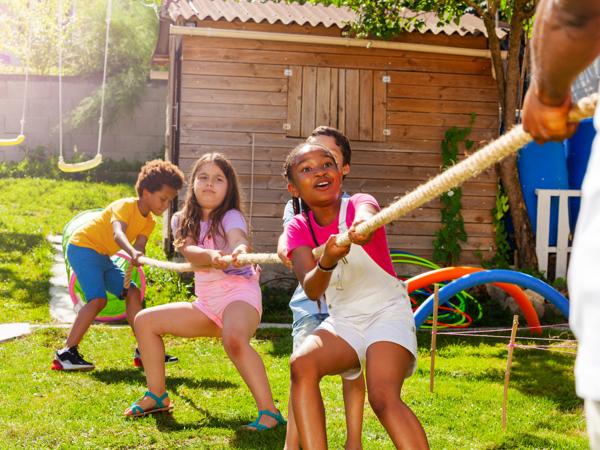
[
  {"left": 124, "top": 391, "right": 174, "bottom": 418},
  {"left": 243, "top": 409, "right": 287, "bottom": 431}
]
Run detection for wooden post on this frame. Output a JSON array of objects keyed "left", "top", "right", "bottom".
[
  {"left": 429, "top": 284, "right": 440, "bottom": 393},
  {"left": 502, "top": 315, "right": 519, "bottom": 430}
]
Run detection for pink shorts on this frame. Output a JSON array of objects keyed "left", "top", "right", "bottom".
[{"left": 192, "top": 272, "right": 262, "bottom": 328}]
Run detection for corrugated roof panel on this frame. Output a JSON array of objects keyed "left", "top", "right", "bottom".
[{"left": 165, "top": 0, "right": 504, "bottom": 37}]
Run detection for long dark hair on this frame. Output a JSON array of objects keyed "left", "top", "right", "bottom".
[{"left": 174, "top": 153, "right": 243, "bottom": 248}]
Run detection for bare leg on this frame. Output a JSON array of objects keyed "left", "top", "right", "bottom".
[
  {"left": 284, "top": 390, "right": 300, "bottom": 449},
  {"left": 124, "top": 302, "right": 220, "bottom": 414},
  {"left": 124, "top": 286, "right": 142, "bottom": 331},
  {"left": 285, "top": 374, "right": 364, "bottom": 450},
  {"left": 221, "top": 301, "right": 280, "bottom": 428},
  {"left": 365, "top": 342, "right": 429, "bottom": 449},
  {"left": 64, "top": 297, "right": 107, "bottom": 348},
  {"left": 342, "top": 374, "right": 365, "bottom": 450},
  {"left": 291, "top": 330, "right": 360, "bottom": 450}
]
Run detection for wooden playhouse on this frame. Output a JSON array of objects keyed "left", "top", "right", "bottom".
[{"left": 153, "top": 0, "right": 502, "bottom": 266}]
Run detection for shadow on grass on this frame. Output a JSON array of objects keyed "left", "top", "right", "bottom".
[
  {"left": 418, "top": 333, "right": 580, "bottom": 412},
  {"left": 0, "top": 232, "right": 45, "bottom": 261},
  {"left": 416, "top": 366, "right": 505, "bottom": 383},
  {"left": 510, "top": 351, "right": 581, "bottom": 411},
  {"left": 151, "top": 389, "right": 287, "bottom": 450},
  {"left": 485, "top": 431, "right": 579, "bottom": 449},
  {"left": 255, "top": 328, "right": 292, "bottom": 358},
  {"left": 0, "top": 266, "right": 14, "bottom": 280},
  {"left": 168, "top": 389, "right": 287, "bottom": 449},
  {"left": 91, "top": 368, "right": 238, "bottom": 391},
  {"left": 154, "top": 390, "right": 245, "bottom": 432}
]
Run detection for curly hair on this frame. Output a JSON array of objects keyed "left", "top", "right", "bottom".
[
  {"left": 135, "top": 159, "right": 184, "bottom": 197},
  {"left": 174, "top": 153, "right": 243, "bottom": 249}
]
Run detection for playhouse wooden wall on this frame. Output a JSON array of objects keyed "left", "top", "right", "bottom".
[{"left": 173, "top": 23, "right": 499, "bottom": 263}]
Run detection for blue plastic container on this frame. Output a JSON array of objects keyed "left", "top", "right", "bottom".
[
  {"left": 565, "top": 117, "right": 596, "bottom": 229},
  {"left": 518, "top": 141, "right": 569, "bottom": 246}
]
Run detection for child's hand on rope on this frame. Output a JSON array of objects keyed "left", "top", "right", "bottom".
[
  {"left": 277, "top": 245, "right": 293, "bottom": 269},
  {"left": 348, "top": 218, "right": 374, "bottom": 246},
  {"left": 131, "top": 249, "right": 144, "bottom": 267},
  {"left": 321, "top": 234, "right": 350, "bottom": 268},
  {"left": 231, "top": 244, "right": 250, "bottom": 267},
  {"left": 209, "top": 250, "right": 229, "bottom": 270}
]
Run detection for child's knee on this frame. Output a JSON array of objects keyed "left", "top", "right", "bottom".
[
  {"left": 133, "top": 309, "right": 153, "bottom": 331},
  {"left": 221, "top": 332, "right": 248, "bottom": 357},
  {"left": 367, "top": 384, "right": 399, "bottom": 415},
  {"left": 87, "top": 297, "right": 107, "bottom": 311},
  {"left": 290, "top": 353, "right": 319, "bottom": 383}
]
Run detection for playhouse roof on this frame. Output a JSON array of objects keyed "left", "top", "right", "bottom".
[{"left": 162, "top": 0, "right": 506, "bottom": 38}]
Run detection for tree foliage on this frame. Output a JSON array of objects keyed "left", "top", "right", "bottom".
[
  {"left": 315, "top": 0, "right": 540, "bottom": 269},
  {"left": 0, "top": 0, "right": 159, "bottom": 129}
]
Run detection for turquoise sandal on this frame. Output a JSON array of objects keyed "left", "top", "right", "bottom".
[
  {"left": 124, "top": 391, "right": 174, "bottom": 418},
  {"left": 243, "top": 409, "right": 287, "bottom": 431}
]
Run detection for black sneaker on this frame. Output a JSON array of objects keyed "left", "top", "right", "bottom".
[
  {"left": 52, "top": 346, "right": 95, "bottom": 371},
  {"left": 133, "top": 348, "right": 179, "bottom": 368}
]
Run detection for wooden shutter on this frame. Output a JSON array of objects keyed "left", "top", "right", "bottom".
[{"left": 287, "top": 66, "right": 386, "bottom": 142}]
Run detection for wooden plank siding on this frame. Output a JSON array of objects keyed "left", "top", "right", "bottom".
[{"left": 176, "top": 33, "right": 499, "bottom": 264}]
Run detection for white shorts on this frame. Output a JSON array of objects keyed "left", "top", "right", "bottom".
[{"left": 317, "top": 301, "right": 418, "bottom": 380}]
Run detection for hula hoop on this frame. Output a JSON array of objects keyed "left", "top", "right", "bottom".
[
  {"left": 392, "top": 252, "right": 480, "bottom": 327},
  {"left": 407, "top": 267, "right": 542, "bottom": 334},
  {"left": 414, "top": 270, "right": 568, "bottom": 333}
]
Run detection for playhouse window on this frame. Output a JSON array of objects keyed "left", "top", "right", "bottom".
[{"left": 286, "top": 66, "right": 387, "bottom": 142}]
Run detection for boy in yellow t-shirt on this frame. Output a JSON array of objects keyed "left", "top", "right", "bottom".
[{"left": 52, "top": 160, "right": 184, "bottom": 371}]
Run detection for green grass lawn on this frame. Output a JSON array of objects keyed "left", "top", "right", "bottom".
[
  {"left": 0, "top": 328, "right": 587, "bottom": 449},
  {"left": 0, "top": 177, "right": 588, "bottom": 448}
]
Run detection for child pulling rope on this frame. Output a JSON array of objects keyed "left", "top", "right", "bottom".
[{"left": 139, "top": 93, "right": 598, "bottom": 273}]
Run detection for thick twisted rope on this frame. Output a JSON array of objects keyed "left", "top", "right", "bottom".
[{"left": 140, "top": 93, "right": 597, "bottom": 272}]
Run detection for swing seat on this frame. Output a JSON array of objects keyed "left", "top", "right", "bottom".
[
  {"left": 58, "top": 154, "right": 103, "bottom": 173},
  {"left": 0, "top": 134, "right": 25, "bottom": 147}
]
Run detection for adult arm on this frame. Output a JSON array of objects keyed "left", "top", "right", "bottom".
[{"left": 522, "top": 0, "right": 600, "bottom": 142}]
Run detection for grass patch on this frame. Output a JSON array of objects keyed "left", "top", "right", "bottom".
[
  {"left": 0, "top": 177, "right": 587, "bottom": 448},
  {"left": 0, "top": 328, "right": 587, "bottom": 448},
  {"left": 0, "top": 178, "right": 134, "bottom": 323}
]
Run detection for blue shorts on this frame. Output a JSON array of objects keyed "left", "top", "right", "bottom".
[
  {"left": 291, "top": 313, "right": 329, "bottom": 352},
  {"left": 66, "top": 244, "right": 135, "bottom": 301}
]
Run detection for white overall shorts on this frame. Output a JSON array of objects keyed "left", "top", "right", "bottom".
[{"left": 316, "top": 198, "right": 418, "bottom": 380}]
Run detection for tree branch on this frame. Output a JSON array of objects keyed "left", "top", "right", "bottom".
[{"left": 480, "top": 12, "right": 506, "bottom": 105}]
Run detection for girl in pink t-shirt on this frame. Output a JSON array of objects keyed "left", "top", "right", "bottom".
[
  {"left": 124, "top": 153, "right": 286, "bottom": 431},
  {"left": 284, "top": 143, "right": 428, "bottom": 449}
]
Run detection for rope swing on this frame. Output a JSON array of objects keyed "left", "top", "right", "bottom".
[
  {"left": 0, "top": 0, "right": 31, "bottom": 148},
  {"left": 138, "top": 93, "right": 598, "bottom": 272},
  {"left": 57, "top": 0, "right": 112, "bottom": 173}
]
